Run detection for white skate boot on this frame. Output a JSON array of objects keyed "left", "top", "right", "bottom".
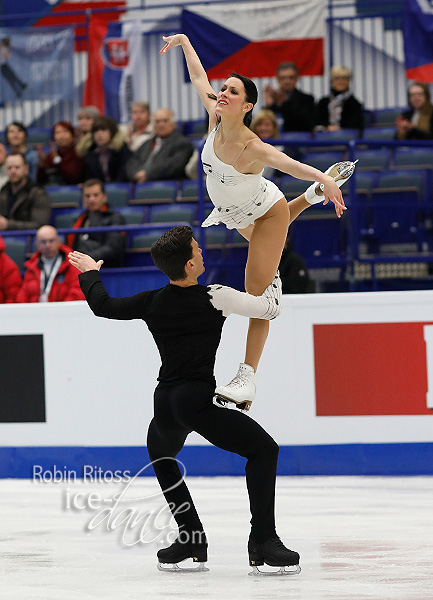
[
  {"left": 305, "top": 159, "right": 358, "bottom": 205},
  {"left": 213, "top": 363, "right": 256, "bottom": 411}
]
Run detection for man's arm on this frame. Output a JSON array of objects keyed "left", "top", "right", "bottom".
[
  {"left": 69, "top": 251, "right": 151, "bottom": 320},
  {"left": 208, "top": 272, "right": 282, "bottom": 319}
]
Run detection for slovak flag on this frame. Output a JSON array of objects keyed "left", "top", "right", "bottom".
[
  {"left": 83, "top": 18, "right": 142, "bottom": 122},
  {"left": 403, "top": 0, "right": 433, "bottom": 82},
  {"left": 180, "top": 0, "right": 325, "bottom": 80}
]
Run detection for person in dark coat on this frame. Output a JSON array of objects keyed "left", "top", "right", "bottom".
[
  {"left": 264, "top": 62, "right": 315, "bottom": 133},
  {"left": 37, "top": 121, "right": 85, "bottom": 185},
  {"left": 84, "top": 116, "right": 131, "bottom": 183},
  {"left": 67, "top": 179, "right": 125, "bottom": 268},
  {"left": 126, "top": 108, "right": 194, "bottom": 182},
  {"left": 315, "top": 66, "right": 364, "bottom": 135},
  {"left": 395, "top": 82, "right": 433, "bottom": 140}
]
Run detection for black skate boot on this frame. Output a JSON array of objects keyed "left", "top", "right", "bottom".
[
  {"left": 248, "top": 535, "right": 301, "bottom": 576},
  {"left": 157, "top": 533, "right": 209, "bottom": 572}
]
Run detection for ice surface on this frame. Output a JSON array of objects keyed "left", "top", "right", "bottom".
[{"left": 1, "top": 476, "right": 432, "bottom": 600}]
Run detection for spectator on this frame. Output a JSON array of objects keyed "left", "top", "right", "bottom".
[
  {"left": 251, "top": 109, "right": 284, "bottom": 178},
  {"left": 75, "top": 105, "right": 101, "bottom": 157},
  {"left": 16, "top": 225, "right": 84, "bottom": 303},
  {"left": 66, "top": 178, "right": 125, "bottom": 268},
  {"left": 0, "top": 143, "right": 8, "bottom": 189},
  {"left": 279, "top": 236, "right": 314, "bottom": 294},
  {"left": 5, "top": 121, "right": 38, "bottom": 181},
  {"left": 264, "top": 62, "right": 315, "bottom": 132},
  {"left": 395, "top": 82, "right": 433, "bottom": 140},
  {"left": 315, "top": 66, "right": 364, "bottom": 134},
  {"left": 38, "top": 121, "right": 85, "bottom": 185},
  {"left": 126, "top": 108, "right": 194, "bottom": 183},
  {"left": 0, "top": 234, "right": 22, "bottom": 302},
  {"left": 84, "top": 116, "right": 131, "bottom": 183},
  {"left": 0, "top": 153, "right": 50, "bottom": 231},
  {"left": 119, "top": 101, "right": 153, "bottom": 151}
]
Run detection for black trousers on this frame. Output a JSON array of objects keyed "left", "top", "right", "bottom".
[{"left": 147, "top": 380, "right": 279, "bottom": 543}]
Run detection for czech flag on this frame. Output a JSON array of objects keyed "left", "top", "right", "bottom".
[
  {"left": 403, "top": 0, "right": 433, "bottom": 82},
  {"left": 180, "top": 0, "right": 325, "bottom": 81},
  {"left": 83, "top": 18, "right": 142, "bottom": 122}
]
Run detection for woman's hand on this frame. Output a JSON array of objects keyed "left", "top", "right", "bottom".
[
  {"left": 160, "top": 34, "right": 187, "bottom": 54},
  {"left": 69, "top": 251, "right": 103, "bottom": 273},
  {"left": 321, "top": 176, "right": 346, "bottom": 218}
]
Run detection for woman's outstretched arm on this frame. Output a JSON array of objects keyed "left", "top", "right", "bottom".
[{"left": 160, "top": 34, "right": 217, "bottom": 130}]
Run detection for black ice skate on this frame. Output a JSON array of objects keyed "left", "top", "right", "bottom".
[
  {"left": 157, "top": 536, "right": 209, "bottom": 573},
  {"left": 248, "top": 535, "right": 301, "bottom": 576}
]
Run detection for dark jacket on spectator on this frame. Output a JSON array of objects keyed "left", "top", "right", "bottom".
[
  {"left": 315, "top": 94, "right": 364, "bottom": 133},
  {"left": 84, "top": 143, "right": 131, "bottom": 183},
  {"left": 67, "top": 205, "right": 126, "bottom": 268},
  {"left": 0, "top": 178, "right": 51, "bottom": 230},
  {"left": 268, "top": 89, "right": 315, "bottom": 132},
  {"left": 126, "top": 130, "right": 194, "bottom": 182},
  {"left": 15, "top": 244, "right": 84, "bottom": 303},
  {"left": 0, "top": 235, "right": 22, "bottom": 302},
  {"left": 39, "top": 145, "right": 85, "bottom": 185}
]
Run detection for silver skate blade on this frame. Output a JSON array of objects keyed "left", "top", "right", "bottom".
[
  {"left": 213, "top": 394, "right": 251, "bottom": 412},
  {"left": 248, "top": 564, "right": 301, "bottom": 576},
  {"left": 157, "top": 561, "right": 209, "bottom": 573}
]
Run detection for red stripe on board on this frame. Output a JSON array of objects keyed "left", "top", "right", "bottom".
[
  {"left": 82, "top": 17, "right": 108, "bottom": 113},
  {"left": 314, "top": 322, "right": 433, "bottom": 416},
  {"left": 34, "top": 1, "right": 125, "bottom": 52},
  {"left": 206, "top": 38, "right": 323, "bottom": 80},
  {"left": 406, "top": 63, "right": 433, "bottom": 83}
]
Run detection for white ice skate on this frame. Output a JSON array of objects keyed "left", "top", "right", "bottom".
[
  {"left": 305, "top": 159, "right": 358, "bottom": 205},
  {"left": 213, "top": 363, "right": 256, "bottom": 412}
]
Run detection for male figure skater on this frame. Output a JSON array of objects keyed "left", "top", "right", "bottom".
[{"left": 69, "top": 226, "right": 300, "bottom": 575}]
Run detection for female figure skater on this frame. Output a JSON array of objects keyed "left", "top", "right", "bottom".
[{"left": 160, "top": 34, "right": 353, "bottom": 406}]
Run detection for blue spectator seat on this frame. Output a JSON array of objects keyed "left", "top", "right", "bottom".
[
  {"left": 46, "top": 185, "right": 81, "bottom": 207},
  {"left": 148, "top": 203, "right": 196, "bottom": 225},
  {"left": 179, "top": 180, "right": 209, "bottom": 203},
  {"left": 373, "top": 107, "right": 406, "bottom": 127},
  {"left": 362, "top": 127, "right": 395, "bottom": 141},
  {"left": 183, "top": 119, "right": 208, "bottom": 137},
  {"left": 278, "top": 175, "right": 309, "bottom": 199},
  {"left": 117, "top": 207, "right": 146, "bottom": 225},
  {"left": 356, "top": 149, "right": 391, "bottom": 171},
  {"left": 392, "top": 148, "right": 433, "bottom": 169},
  {"left": 290, "top": 215, "right": 348, "bottom": 269},
  {"left": 26, "top": 128, "right": 51, "bottom": 146},
  {"left": 313, "top": 129, "right": 358, "bottom": 142},
  {"left": 278, "top": 131, "right": 313, "bottom": 142},
  {"left": 4, "top": 237, "right": 28, "bottom": 271},
  {"left": 302, "top": 151, "right": 345, "bottom": 172},
  {"left": 105, "top": 183, "right": 132, "bottom": 207},
  {"left": 53, "top": 209, "right": 81, "bottom": 229},
  {"left": 130, "top": 181, "right": 178, "bottom": 205}
]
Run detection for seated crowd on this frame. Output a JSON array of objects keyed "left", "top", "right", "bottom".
[{"left": 0, "top": 70, "right": 432, "bottom": 303}]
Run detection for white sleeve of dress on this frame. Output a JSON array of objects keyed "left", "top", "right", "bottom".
[{"left": 207, "top": 271, "right": 282, "bottom": 320}]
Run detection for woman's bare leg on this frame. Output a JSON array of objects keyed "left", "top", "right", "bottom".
[{"left": 241, "top": 198, "right": 290, "bottom": 370}]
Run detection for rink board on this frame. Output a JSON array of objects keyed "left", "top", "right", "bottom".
[{"left": 1, "top": 290, "right": 433, "bottom": 477}]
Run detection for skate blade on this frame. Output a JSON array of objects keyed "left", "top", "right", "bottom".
[
  {"left": 157, "top": 561, "right": 209, "bottom": 573},
  {"left": 213, "top": 394, "right": 252, "bottom": 412},
  {"left": 248, "top": 564, "right": 301, "bottom": 576}
]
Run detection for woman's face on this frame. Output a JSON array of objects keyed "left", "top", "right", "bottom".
[
  {"left": 331, "top": 74, "right": 350, "bottom": 93},
  {"left": 409, "top": 85, "right": 428, "bottom": 111},
  {"left": 255, "top": 118, "right": 275, "bottom": 139},
  {"left": 54, "top": 125, "right": 74, "bottom": 148},
  {"left": 93, "top": 128, "right": 112, "bottom": 147},
  {"left": 216, "top": 77, "right": 249, "bottom": 118},
  {"left": 7, "top": 124, "right": 26, "bottom": 147},
  {"left": 78, "top": 114, "right": 94, "bottom": 134}
]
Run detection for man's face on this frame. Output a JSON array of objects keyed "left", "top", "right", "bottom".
[
  {"left": 132, "top": 105, "right": 150, "bottom": 129},
  {"left": 153, "top": 110, "right": 175, "bottom": 138},
  {"left": 277, "top": 68, "right": 298, "bottom": 93},
  {"left": 83, "top": 184, "right": 107, "bottom": 212},
  {"left": 190, "top": 238, "right": 204, "bottom": 276},
  {"left": 37, "top": 227, "right": 61, "bottom": 260},
  {"left": 5, "top": 154, "right": 28, "bottom": 184}
]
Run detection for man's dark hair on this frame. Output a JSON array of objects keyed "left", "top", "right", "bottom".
[
  {"left": 151, "top": 226, "right": 194, "bottom": 281},
  {"left": 6, "top": 151, "right": 27, "bottom": 165},
  {"left": 6, "top": 121, "right": 27, "bottom": 142},
  {"left": 277, "top": 62, "right": 299, "bottom": 77},
  {"left": 82, "top": 178, "right": 106, "bottom": 194}
]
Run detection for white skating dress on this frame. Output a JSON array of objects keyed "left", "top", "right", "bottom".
[{"left": 201, "top": 125, "right": 284, "bottom": 230}]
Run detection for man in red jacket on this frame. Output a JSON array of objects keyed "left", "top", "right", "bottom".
[
  {"left": 0, "top": 234, "right": 22, "bottom": 302},
  {"left": 16, "top": 225, "right": 84, "bottom": 303}
]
